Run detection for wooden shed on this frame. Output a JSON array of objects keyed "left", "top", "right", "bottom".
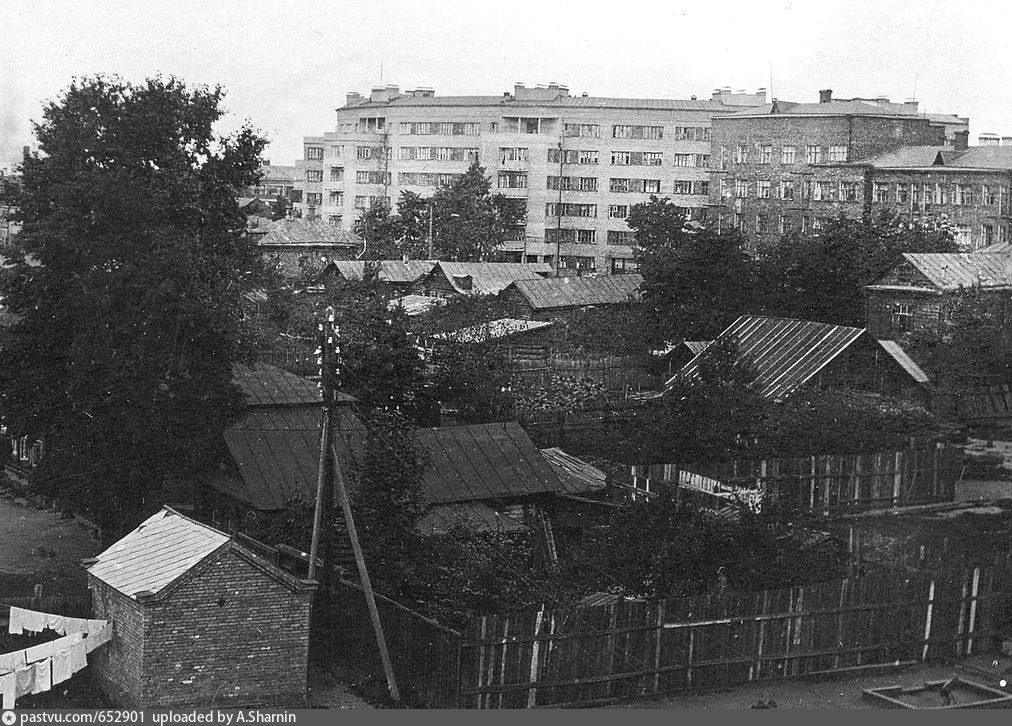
[
  {"left": 500, "top": 273, "right": 643, "bottom": 320},
  {"left": 416, "top": 261, "right": 552, "bottom": 298},
  {"left": 83, "top": 507, "right": 316, "bottom": 708}
]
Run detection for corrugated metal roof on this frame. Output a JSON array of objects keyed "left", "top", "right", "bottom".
[
  {"left": 509, "top": 274, "right": 643, "bottom": 310},
  {"left": 432, "top": 318, "right": 552, "bottom": 344},
  {"left": 671, "top": 316, "right": 866, "bottom": 402},
  {"left": 540, "top": 447, "right": 607, "bottom": 492},
  {"left": 232, "top": 363, "right": 355, "bottom": 406},
  {"left": 414, "top": 502, "right": 527, "bottom": 536},
  {"left": 684, "top": 341, "right": 711, "bottom": 355},
  {"left": 329, "top": 260, "right": 436, "bottom": 284},
  {"left": 903, "top": 253, "right": 1012, "bottom": 290},
  {"left": 257, "top": 219, "right": 362, "bottom": 248},
  {"left": 414, "top": 422, "right": 572, "bottom": 504},
  {"left": 429, "top": 262, "right": 552, "bottom": 295},
  {"left": 387, "top": 294, "right": 447, "bottom": 316},
  {"left": 876, "top": 340, "right": 930, "bottom": 384},
  {"left": 87, "top": 509, "right": 230, "bottom": 598}
]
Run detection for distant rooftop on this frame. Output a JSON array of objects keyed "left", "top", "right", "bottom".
[
  {"left": 858, "top": 145, "right": 1012, "bottom": 171},
  {"left": 726, "top": 89, "right": 966, "bottom": 123}
]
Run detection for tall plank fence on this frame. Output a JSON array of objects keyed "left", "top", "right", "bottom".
[
  {"left": 459, "top": 566, "right": 1005, "bottom": 708},
  {"left": 629, "top": 443, "right": 961, "bottom": 515},
  {"left": 510, "top": 354, "right": 656, "bottom": 391}
]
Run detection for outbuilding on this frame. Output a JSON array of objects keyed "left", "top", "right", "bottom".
[{"left": 83, "top": 507, "right": 316, "bottom": 708}]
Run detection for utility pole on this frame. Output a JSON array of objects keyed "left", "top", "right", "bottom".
[
  {"left": 427, "top": 201, "right": 434, "bottom": 258},
  {"left": 316, "top": 306, "right": 401, "bottom": 704}
]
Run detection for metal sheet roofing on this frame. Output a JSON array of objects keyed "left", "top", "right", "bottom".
[
  {"left": 232, "top": 363, "right": 355, "bottom": 406},
  {"left": 414, "top": 422, "right": 572, "bottom": 504},
  {"left": 257, "top": 219, "right": 362, "bottom": 248},
  {"left": 87, "top": 509, "right": 230, "bottom": 598},
  {"left": 429, "top": 262, "right": 553, "bottom": 295},
  {"left": 432, "top": 318, "right": 552, "bottom": 344},
  {"left": 732, "top": 99, "right": 931, "bottom": 119},
  {"left": 387, "top": 294, "right": 447, "bottom": 316},
  {"left": 539, "top": 447, "right": 607, "bottom": 492},
  {"left": 859, "top": 145, "right": 1012, "bottom": 171},
  {"left": 509, "top": 274, "right": 643, "bottom": 310},
  {"left": 861, "top": 146, "right": 950, "bottom": 168},
  {"left": 876, "top": 340, "right": 930, "bottom": 384},
  {"left": 902, "top": 253, "right": 1012, "bottom": 290},
  {"left": 222, "top": 407, "right": 366, "bottom": 511},
  {"left": 345, "top": 95, "right": 734, "bottom": 112},
  {"left": 670, "top": 316, "right": 867, "bottom": 402},
  {"left": 329, "top": 260, "right": 436, "bottom": 284},
  {"left": 948, "top": 146, "right": 1012, "bottom": 170}
]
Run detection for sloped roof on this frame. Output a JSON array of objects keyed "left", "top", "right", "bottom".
[
  {"left": 949, "top": 146, "right": 1012, "bottom": 169},
  {"left": 428, "top": 262, "right": 553, "bottom": 295},
  {"left": 684, "top": 341, "right": 711, "bottom": 355},
  {"left": 327, "top": 260, "right": 437, "bottom": 284},
  {"left": 414, "top": 422, "right": 573, "bottom": 504},
  {"left": 902, "top": 253, "right": 1012, "bottom": 290},
  {"left": 876, "top": 340, "right": 930, "bottom": 384},
  {"left": 387, "top": 294, "right": 447, "bottom": 316},
  {"left": 258, "top": 219, "right": 362, "bottom": 248},
  {"left": 415, "top": 502, "right": 527, "bottom": 536},
  {"left": 670, "top": 316, "right": 867, "bottom": 402},
  {"left": 860, "top": 146, "right": 950, "bottom": 168},
  {"left": 87, "top": 508, "right": 230, "bottom": 598},
  {"left": 259, "top": 165, "right": 297, "bottom": 182},
  {"left": 508, "top": 274, "right": 643, "bottom": 310},
  {"left": 232, "top": 362, "right": 356, "bottom": 406},
  {"left": 540, "top": 447, "right": 607, "bottom": 492},
  {"left": 732, "top": 99, "right": 927, "bottom": 118},
  {"left": 857, "top": 145, "right": 1012, "bottom": 171},
  {"left": 432, "top": 318, "right": 552, "bottom": 344}
]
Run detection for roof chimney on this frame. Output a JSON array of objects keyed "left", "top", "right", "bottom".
[
  {"left": 1002, "top": 137, "right": 1012, "bottom": 147},
  {"left": 819, "top": 89, "right": 833, "bottom": 103},
  {"left": 345, "top": 91, "right": 363, "bottom": 106},
  {"left": 979, "top": 133, "right": 1001, "bottom": 146}
]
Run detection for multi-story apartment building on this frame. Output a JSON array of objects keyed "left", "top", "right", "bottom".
[
  {"left": 708, "top": 89, "right": 969, "bottom": 246},
  {"left": 297, "top": 83, "right": 765, "bottom": 275}
]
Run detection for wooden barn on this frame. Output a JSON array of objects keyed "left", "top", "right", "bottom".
[
  {"left": 500, "top": 273, "right": 643, "bottom": 321},
  {"left": 416, "top": 261, "right": 552, "bottom": 298},
  {"left": 864, "top": 251, "right": 1012, "bottom": 339},
  {"left": 666, "top": 315, "right": 930, "bottom": 404},
  {"left": 83, "top": 507, "right": 316, "bottom": 708}
]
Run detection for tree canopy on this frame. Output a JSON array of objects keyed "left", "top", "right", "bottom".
[{"left": 0, "top": 75, "right": 268, "bottom": 535}]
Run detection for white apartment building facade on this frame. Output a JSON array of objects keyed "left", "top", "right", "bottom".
[{"left": 297, "top": 83, "right": 764, "bottom": 275}]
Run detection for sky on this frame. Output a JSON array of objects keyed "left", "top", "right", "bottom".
[{"left": 2, "top": 0, "right": 1010, "bottom": 170}]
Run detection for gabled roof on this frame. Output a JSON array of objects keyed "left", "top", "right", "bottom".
[
  {"left": 669, "top": 316, "right": 866, "bottom": 402},
  {"left": 857, "top": 145, "right": 1012, "bottom": 171},
  {"left": 414, "top": 422, "right": 575, "bottom": 504},
  {"left": 258, "top": 165, "right": 297, "bottom": 182},
  {"left": 426, "top": 262, "right": 553, "bottom": 295},
  {"left": 257, "top": 219, "right": 362, "bottom": 248},
  {"left": 232, "top": 362, "right": 356, "bottom": 407},
  {"left": 949, "top": 146, "right": 1012, "bottom": 170},
  {"left": 325, "top": 260, "right": 437, "bottom": 284},
  {"left": 432, "top": 318, "right": 552, "bottom": 344},
  {"left": 387, "top": 294, "right": 447, "bottom": 316},
  {"left": 540, "top": 447, "right": 607, "bottom": 492},
  {"left": 415, "top": 502, "right": 527, "bottom": 536},
  {"left": 901, "top": 253, "right": 1012, "bottom": 291},
  {"left": 877, "top": 340, "right": 930, "bottom": 384},
  {"left": 507, "top": 274, "right": 643, "bottom": 310}
]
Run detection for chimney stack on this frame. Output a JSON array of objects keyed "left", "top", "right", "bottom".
[
  {"left": 1002, "top": 137, "right": 1012, "bottom": 147},
  {"left": 819, "top": 89, "right": 833, "bottom": 104}
]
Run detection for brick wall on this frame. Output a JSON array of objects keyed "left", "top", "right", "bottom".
[
  {"left": 88, "top": 576, "right": 145, "bottom": 708},
  {"left": 139, "top": 548, "right": 312, "bottom": 708}
]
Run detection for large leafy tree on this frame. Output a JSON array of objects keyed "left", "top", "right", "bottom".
[
  {"left": 0, "top": 75, "right": 268, "bottom": 535},
  {"left": 430, "top": 162, "right": 525, "bottom": 261}
]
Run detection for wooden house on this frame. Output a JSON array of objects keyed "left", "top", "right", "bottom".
[
  {"left": 313, "top": 259, "right": 437, "bottom": 297},
  {"left": 253, "top": 218, "right": 363, "bottom": 278},
  {"left": 864, "top": 251, "right": 1012, "bottom": 339},
  {"left": 84, "top": 507, "right": 315, "bottom": 708},
  {"left": 416, "top": 261, "right": 552, "bottom": 298},
  {"left": 500, "top": 273, "right": 643, "bottom": 321},
  {"left": 666, "top": 315, "right": 930, "bottom": 404},
  {"left": 426, "top": 318, "right": 554, "bottom": 365}
]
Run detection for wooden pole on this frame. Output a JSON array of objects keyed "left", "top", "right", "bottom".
[
  {"left": 307, "top": 415, "right": 330, "bottom": 581},
  {"left": 527, "top": 607, "right": 545, "bottom": 708},
  {"left": 967, "top": 567, "right": 980, "bottom": 656},
  {"left": 922, "top": 579, "right": 935, "bottom": 661}
]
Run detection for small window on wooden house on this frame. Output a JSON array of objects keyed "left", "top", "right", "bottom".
[{"left": 893, "top": 302, "right": 912, "bottom": 332}]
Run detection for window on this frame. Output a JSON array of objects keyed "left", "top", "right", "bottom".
[
  {"left": 719, "top": 179, "right": 729, "bottom": 199},
  {"left": 612, "top": 125, "right": 663, "bottom": 139},
  {"left": 672, "top": 154, "right": 694, "bottom": 168},
  {"left": 733, "top": 212, "right": 744, "bottom": 230},
  {"left": 756, "top": 214, "right": 770, "bottom": 233},
  {"left": 500, "top": 147, "right": 529, "bottom": 163},
  {"left": 828, "top": 145, "right": 849, "bottom": 162},
  {"left": 672, "top": 180, "right": 693, "bottom": 195},
  {"left": 893, "top": 303, "right": 912, "bottom": 332},
  {"left": 400, "top": 121, "right": 480, "bottom": 135},
  {"left": 329, "top": 145, "right": 343, "bottom": 159},
  {"left": 694, "top": 180, "right": 709, "bottom": 195},
  {"left": 611, "top": 151, "right": 631, "bottom": 166},
  {"left": 696, "top": 154, "right": 710, "bottom": 168},
  {"left": 802, "top": 180, "right": 813, "bottom": 200},
  {"left": 611, "top": 258, "right": 640, "bottom": 274},
  {"left": 330, "top": 167, "right": 344, "bottom": 182},
  {"left": 643, "top": 152, "right": 663, "bottom": 166},
  {"left": 805, "top": 145, "right": 822, "bottom": 164},
  {"left": 607, "top": 230, "right": 635, "bottom": 245},
  {"left": 356, "top": 170, "right": 391, "bottom": 185},
  {"left": 780, "top": 179, "right": 795, "bottom": 200},
  {"left": 912, "top": 184, "right": 922, "bottom": 206},
  {"left": 934, "top": 183, "right": 947, "bottom": 205},
  {"left": 609, "top": 178, "right": 660, "bottom": 194},
  {"left": 328, "top": 191, "right": 344, "bottom": 205},
  {"left": 984, "top": 185, "right": 999, "bottom": 206},
  {"left": 801, "top": 215, "right": 811, "bottom": 233},
  {"left": 610, "top": 178, "right": 630, "bottom": 193},
  {"left": 814, "top": 181, "right": 835, "bottom": 201},
  {"left": 564, "top": 123, "right": 600, "bottom": 138},
  {"left": 896, "top": 183, "right": 909, "bottom": 204},
  {"left": 435, "top": 147, "right": 479, "bottom": 162},
  {"left": 545, "top": 203, "right": 597, "bottom": 218},
  {"left": 548, "top": 149, "right": 600, "bottom": 165},
  {"left": 959, "top": 185, "right": 975, "bottom": 205},
  {"left": 547, "top": 176, "right": 598, "bottom": 192},
  {"left": 498, "top": 171, "right": 527, "bottom": 189},
  {"left": 643, "top": 179, "right": 661, "bottom": 194},
  {"left": 734, "top": 180, "right": 748, "bottom": 198},
  {"left": 578, "top": 150, "right": 600, "bottom": 165},
  {"left": 328, "top": 215, "right": 342, "bottom": 227},
  {"left": 357, "top": 117, "right": 386, "bottom": 133},
  {"left": 672, "top": 127, "right": 710, "bottom": 141},
  {"left": 734, "top": 144, "right": 748, "bottom": 164},
  {"left": 306, "top": 146, "right": 323, "bottom": 160},
  {"left": 840, "top": 181, "right": 858, "bottom": 202},
  {"left": 874, "top": 182, "right": 890, "bottom": 203},
  {"left": 757, "top": 145, "right": 772, "bottom": 164},
  {"left": 306, "top": 169, "right": 323, "bottom": 183},
  {"left": 306, "top": 193, "right": 322, "bottom": 206},
  {"left": 781, "top": 146, "right": 796, "bottom": 164},
  {"left": 356, "top": 146, "right": 377, "bottom": 160},
  {"left": 545, "top": 228, "right": 596, "bottom": 245},
  {"left": 354, "top": 195, "right": 389, "bottom": 209},
  {"left": 757, "top": 181, "right": 771, "bottom": 199},
  {"left": 983, "top": 224, "right": 996, "bottom": 245},
  {"left": 561, "top": 255, "right": 596, "bottom": 271},
  {"left": 779, "top": 215, "right": 793, "bottom": 234},
  {"left": 609, "top": 205, "right": 629, "bottom": 218}
]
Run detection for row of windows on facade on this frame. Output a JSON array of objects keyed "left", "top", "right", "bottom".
[
  {"left": 719, "top": 144, "right": 849, "bottom": 167},
  {"left": 539, "top": 175, "right": 708, "bottom": 195},
  {"left": 721, "top": 178, "right": 1012, "bottom": 206},
  {"left": 325, "top": 120, "right": 710, "bottom": 141},
  {"left": 307, "top": 147, "right": 711, "bottom": 169}
]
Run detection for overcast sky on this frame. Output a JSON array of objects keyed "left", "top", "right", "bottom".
[{"left": 2, "top": 0, "right": 1009, "bottom": 170}]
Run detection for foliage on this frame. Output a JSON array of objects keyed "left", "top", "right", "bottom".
[
  {"left": 758, "top": 211, "right": 958, "bottom": 326},
  {"left": 352, "top": 202, "right": 400, "bottom": 260},
  {"left": 270, "top": 194, "right": 296, "bottom": 221},
  {"left": 0, "top": 75, "right": 267, "bottom": 535},
  {"left": 513, "top": 376, "right": 609, "bottom": 417},
  {"left": 626, "top": 195, "right": 692, "bottom": 251},
  {"left": 544, "top": 302, "right": 650, "bottom": 357}
]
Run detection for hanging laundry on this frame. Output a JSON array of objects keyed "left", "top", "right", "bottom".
[
  {"left": 19, "top": 608, "right": 48, "bottom": 634},
  {"left": 67, "top": 640, "right": 87, "bottom": 675},
  {"left": 14, "top": 666, "right": 35, "bottom": 698},
  {"left": 25, "top": 632, "right": 83, "bottom": 665},
  {"left": 0, "top": 671, "right": 15, "bottom": 709},
  {"left": 86, "top": 619, "right": 107, "bottom": 637},
  {"left": 0, "top": 649, "right": 26, "bottom": 675},
  {"left": 31, "top": 658, "right": 51, "bottom": 694},
  {"left": 7, "top": 606, "right": 25, "bottom": 635},
  {"left": 43, "top": 613, "right": 65, "bottom": 634},
  {"left": 51, "top": 649, "right": 72, "bottom": 686},
  {"left": 58, "top": 617, "right": 88, "bottom": 636},
  {"left": 85, "top": 623, "right": 113, "bottom": 653}
]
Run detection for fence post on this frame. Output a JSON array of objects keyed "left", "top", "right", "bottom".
[
  {"left": 893, "top": 451, "right": 903, "bottom": 505},
  {"left": 967, "top": 567, "right": 981, "bottom": 656},
  {"left": 922, "top": 579, "right": 935, "bottom": 661},
  {"left": 527, "top": 607, "right": 545, "bottom": 708},
  {"left": 653, "top": 601, "right": 665, "bottom": 695}
]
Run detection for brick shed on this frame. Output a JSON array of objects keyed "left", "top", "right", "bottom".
[{"left": 83, "top": 507, "right": 316, "bottom": 708}]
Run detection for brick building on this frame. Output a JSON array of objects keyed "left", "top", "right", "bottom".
[
  {"left": 84, "top": 507, "right": 316, "bottom": 708},
  {"left": 297, "top": 83, "right": 765, "bottom": 275},
  {"left": 708, "top": 89, "right": 968, "bottom": 247}
]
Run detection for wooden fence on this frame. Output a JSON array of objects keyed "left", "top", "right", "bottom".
[
  {"left": 952, "top": 384, "right": 1012, "bottom": 422},
  {"left": 459, "top": 566, "right": 1006, "bottom": 708},
  {"left": 629, "top": 443, "right": 961, "bottom": 516},
  {"left": 510, "top": 354, "right": 656, "bottom": 391}
]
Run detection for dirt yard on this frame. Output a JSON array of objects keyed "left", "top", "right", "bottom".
[{"left": 0, "top": 489, "right": 103, "bottom": 595}]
